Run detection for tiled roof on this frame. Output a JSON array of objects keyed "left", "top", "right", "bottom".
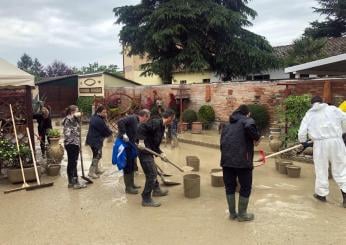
[{"left": 273, "top": 37, "right": 346, "bottom": 58}]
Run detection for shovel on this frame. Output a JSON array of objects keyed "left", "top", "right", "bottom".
[
  {"left": 254, "top": 141, "right": 311, "bottom": 167},
  {"left": 155, "top": 163, "right": 180, "bottom": 186}
]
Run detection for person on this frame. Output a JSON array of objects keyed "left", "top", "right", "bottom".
[
  {"left": 339, "top": 100, "right": 346, "bottom": 145},
  {"left": 33, "top": 107, "right": 52, "bottom": 157},
  {"left": 117, "top": 109, "right": 151, "bottom": 194},
  {"left": 298, "top": 96, "right": 346, "bottom": 207},
  {"left": 86, "top": 105, "right": 112, "bottom": 179},
  {"left": 137, "top": 109, "right": 175, "bottom": 207},
  {"left": 220, "top": 105, "right": 261, "bottom": 221},
  {"left": 62, "top": 105, "right": 86, "bottom": 189}
]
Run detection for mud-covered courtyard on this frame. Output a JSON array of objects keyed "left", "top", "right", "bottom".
[{"left": 0, "top": 128, "right": 345, "bottom": 245}]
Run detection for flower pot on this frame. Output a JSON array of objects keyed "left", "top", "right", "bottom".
[
  {"left": 179, "top": 122, "right": 189, "bottom": 132},
  {"left": 278, "top": 161, "right": 293, "bottom": 174},
  {"left": 7, "top": 166, "right": 41, "bottom": 184},
  {"left": 287, "top": 165, "right": 301, "bottom": 178},
  {"left": 184, "top": 174, "right": 200, "bottom": 198},
  {"left": 191, "top": 122, "right": 202, "bottom": 134},
  {"left": 47, "top": 164, "right": 61, "bottom": 176},
  {"left": 269, "top": 132, "right": 282, "bottom": 152},
  {"left": 186, "top": 156, "right": 200, "bottom": 171},
  {"left": 47, "top": 137, "right": 64, "bottom": 164}
]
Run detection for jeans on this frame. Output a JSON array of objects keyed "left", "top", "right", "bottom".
[
  {"left": 138, "top": 154, "right": 160, "bottom": 200},
  {"left": 223, "top": 167, "right": 253, "bottom": 198},
  {"left": 65, "top": 144, "right": 79, "bottom": 181},
  {"left": 123, "top": 146, "right": 136, "bottom": 174}
]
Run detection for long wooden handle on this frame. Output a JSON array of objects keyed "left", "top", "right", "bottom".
[
  {"left": 142, "top": 147, "right": 184, "bottom": 172},
  {"left": 26, "top": 127, "right": 40, "bottom": 185},
  {"left": 9, "top": 104, "right": 28, "bottom": 187},
  {"left": 265, "top": 142, "right": 309, "bottom": 159}
]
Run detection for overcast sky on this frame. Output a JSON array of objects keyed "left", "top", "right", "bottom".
[{"left": 0, "top": 0, "right": 321, "bottom": 70}]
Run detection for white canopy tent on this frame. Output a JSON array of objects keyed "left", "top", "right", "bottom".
[{"left": 0, "top": 58, "right": 34, "bottom": 87}]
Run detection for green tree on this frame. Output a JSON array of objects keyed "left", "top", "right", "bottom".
[
  {"left": 304, "top": 0, "right": 346, "bottom": 38},
  {"left": 74, "top": 62, "right": 120, "bottom": 75},
  {"left": 45, "top": 60, "right": 73, "bottom": 77},
  {"left": 114, "top": 0, "right": 278, "bottom": 83},
  {"left": 17, "top": 53, "right": 33, "bottom": 73},
  {"left": 284, "top": 36, "right": 327, "bottom": 66},
  {"left": 31, "top": 58, "right": 46, "bottom": 81}
]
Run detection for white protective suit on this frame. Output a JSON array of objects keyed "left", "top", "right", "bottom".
[{"left": 298, "top": 103, "right": 346, "bottom": 196}]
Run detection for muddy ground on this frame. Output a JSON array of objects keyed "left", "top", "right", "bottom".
[{"left": 0, "top": 128, "right": 345, "bottom": 245}]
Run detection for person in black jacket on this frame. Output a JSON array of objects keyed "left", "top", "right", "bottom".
[
  {"left": 33, "top": 107, "right": 52, "bottom": 157},
  {"left": 86, "top": 105, "right": 112, "bottom": 179},
  {"left": 220, "top": 105, "right": 261, "bottom": 222},
  {"left": 117, "top": 109, "right": 151, "bottom": 194},
  {"left": 137, "top": 109, "right": 175, "bottom": 207}
]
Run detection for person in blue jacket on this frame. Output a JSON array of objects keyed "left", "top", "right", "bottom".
[{"left": 86, "top": 105, "right": 112, "bottom": 179}]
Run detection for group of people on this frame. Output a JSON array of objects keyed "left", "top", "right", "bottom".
[{"left": 35, "top": 95, "right": 346, "bottom": 219}]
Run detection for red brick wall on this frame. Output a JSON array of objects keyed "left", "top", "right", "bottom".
[{"left": 106, "top": 79, "right": 346, "bottom": 122}]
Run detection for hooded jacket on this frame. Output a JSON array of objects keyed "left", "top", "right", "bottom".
[
  {"left": 86, "top": 114, "right": 112, "bottom": 149},
  {"left": 220, "top": 112, "right": 260, "bottom": 169},
  {"left": 298, "top": 103, "right": 346, "bottom": 142}
]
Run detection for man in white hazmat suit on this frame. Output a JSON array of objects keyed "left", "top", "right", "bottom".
[{"left": 298, "top": 96, "right": 346, "bottom": 208}]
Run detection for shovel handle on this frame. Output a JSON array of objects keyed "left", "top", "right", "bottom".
[{"left": 141, "top": 147, "right": 184, "bottom": 172}]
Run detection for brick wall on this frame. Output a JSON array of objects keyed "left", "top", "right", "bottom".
[{"left": 106, "top": 79, "right": 346, "bottom": 121}]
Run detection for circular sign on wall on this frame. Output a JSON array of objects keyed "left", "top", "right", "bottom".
[{"left": 84, "top": 79, "right": 96, "bottom": 86}]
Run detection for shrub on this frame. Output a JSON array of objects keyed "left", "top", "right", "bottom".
[
  {"left": 278, "top": 95, "right": 311, "bottom": 143},
  {"left": 182, "top": 109, "right": 198, "bottom": 124},
  {"left": 0, "top": 139, "right": 32, "bottom": 168},
  {"left": 77, "top": 96, "right": 93, "bottom": 116},
  {"left": 198, "top": 105, "right": 215, "bottom": 124},
  {"left": 247, "top": 104, "right": 270, "bottom": 133}
]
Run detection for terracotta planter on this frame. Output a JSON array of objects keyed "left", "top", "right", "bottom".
[
  {"left": 47, "top": 164, "right": 61, "bottom": 176},
  {"left": 47, "top": 137, "right": 64, "bottom": 164},
  {"left": 179, "top": 122, "right": 189, "bottom": 132},
  {"left": 278, "top": 161, "right": 293, "bottom": 174},
  {"left": 287, "top": 165, "right": 301, "bottom": 178},
  {"left": 184, "top": 174, "right": 200, "bottom": 198},
  {"left": 7, "top": 166, "right": 41, "bottom": 184},
  {"left": 269, "top": 132, "right": 282, "bottom": 152},
  {"left": 191, "top": 122, "right": 202, "bottom": 134},
  {"left": 186, "top": 156, "right": 200, "bottom": 171}
]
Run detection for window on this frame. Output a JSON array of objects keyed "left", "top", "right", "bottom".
[
  {"left": 300, "top": 74, "right": 309, "bottom": 79},
  {"left": 180, "top": 80, "right": 187, "bottom": 84},
  {"left": 253, "top": 74, "right": 270, "bottom": 80},
  {"left": 202, "top": 79, "right": 211, "bottom": 83},
  {"left": 289, "top": 73, "right": 296, "bottom": 79}
]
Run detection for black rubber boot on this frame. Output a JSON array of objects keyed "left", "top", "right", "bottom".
[
  {"left": 313, "top": 193, "right": 327, "bottom": 202},
  {"left": 124, "top": 174, "right": 138, "bottom": 194},
  {"left": 67, "top": 176, "right": 73, "bottom": 188},
  {"left": 72, "top": 177, "right": 87, "bottom": 189},
  {"left": 226, "top": 194, "right": 237, "bottom": 220},
  {"left": 153, "top": 186, "right": 168, "bottom": 197},
  {"left": 142, "top": 198, "right": 161, "bottom": 207},
  {"left": 237, "top": 196, "right": 254, "bottom": 222},
  {"left": 131, "top": 172, "right": 141, "bottom": 189},
  {"left": 341, "top": 190, "right": 346, "bottom": 208}
]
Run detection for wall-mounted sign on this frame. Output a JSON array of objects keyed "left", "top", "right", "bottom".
[
  {"left": 79, "top": 87, "right": 102, "bottom": 93},
  {"left": 84, "top": 79, "right": 96, "bottom": 86}
]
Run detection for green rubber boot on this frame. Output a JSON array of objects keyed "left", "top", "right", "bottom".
[
  {"left": 226, "top": 194, "right": 237, "bottom": 220},
  {"left": 237, "top": 196, "right": 254, "bottom": 222},
  {"left": 124, "top": 174, "right": 138, "bottom": 195}
]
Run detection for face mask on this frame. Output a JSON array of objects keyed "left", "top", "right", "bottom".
[{"left": 74, "top": 112, "right": 82, "bottom": 117}]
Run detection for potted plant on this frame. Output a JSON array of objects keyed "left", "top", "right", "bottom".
[
  {"left": 198, "top": 105, "right": 215, "bottom": 130},
  {"left": 0, "top": 139, "right": 40, "bottom": 183},
  {"left": 46, "top": 129, "right": 64, "bottom": 176},
  {"left": 182, "top": 109, "right": 197, "bottom": 131}
]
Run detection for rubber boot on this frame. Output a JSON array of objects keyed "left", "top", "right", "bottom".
[
  {"left": 95, "top": 160, "right": 105, "bottom": 175},
  {"left": 142, "top": 197, "right": 161, "bottom": 207},
  {"left": 313, "top": 193, "right": 327, "bottom": 202},
  {"left": 124, "top": 174, "right": 138, "bottom": 194},
  {"left": 88, "top": 159, "right": 100, "bottom": 179},
  {"left": 341, "top": 190, "right": 346, "bottom": 208},
  {"left": 237, "top": 196, "right": 254, "bottom": 222},
  {"left": 226, "top": 194, "right": 237, "bottom": 220},
  {"left": 72, "top": 177, "right": 87, "bottom": 189},
  {"left": 131, "top": 172, "right": 141, "bottom": 189},
  {"left": 153, "top": 186, "right": 168, "bottom": 197},
  {"left": 67, "top": 176, "right": 73, "bottom": 188}
]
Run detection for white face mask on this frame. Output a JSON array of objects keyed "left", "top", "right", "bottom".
[{"left": 74, "top": 112, "right": 82, "bottom": 117}]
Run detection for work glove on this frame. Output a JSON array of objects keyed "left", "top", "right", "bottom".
[
  {"left": 137, "top": 140, "right": 145, "bottom": 150},
  {"left": 301, "top": 141, "right": 313, "bottom": 148},
  {"left": 160, "top": 152, "right": 169, "bottom": 162},
  {"left": 122, "top": 134, "right": 129, "bottom": 142}
]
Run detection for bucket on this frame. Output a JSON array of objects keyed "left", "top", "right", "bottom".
[
  {"left": 211, "top": 172, "right": 224, "bottom": 187},
  {"left": 47, "top": 164, "right": 61, "bottom": 176},
  {"left": 279, "top": 161, "right": 293, "bottom": 174},
  {"left": 287, "top": 165, "right": 301, "bottom": 178},
  {"left": 210, "top": 168, "right": 222, "bottom": 173},
  {"left": 186, "top": 156, "right": 200, "bottom": 171},
  {"left": 184, "top": 174, "right": 200, "bottom": 198}
]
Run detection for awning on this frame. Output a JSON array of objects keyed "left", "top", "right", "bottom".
[{"left": 0, "top": 58, "right": 35, "bottom": 87}]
